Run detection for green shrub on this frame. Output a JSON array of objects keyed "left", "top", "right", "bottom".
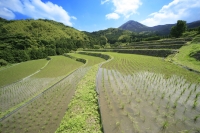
[
  {"left": 189, "top": 51, "right": 200, "bottom": 61},
  {"left": 192, "top": 35, "right": 200, "bottom": 43},
  {"left": 76, "top": 58, "right": 86, "bottom": 64},
  {"left": 79, "top": 52, "right": 111, "bottom": 60},
  {"left": 64, "top": 53, "right": 86, "bottom": 64},
  {"left": 0, "top": 59, "right": 8, "bottom": 66},
  {"left": 46, "top": 57, "right": 51, "bottom": 60}
]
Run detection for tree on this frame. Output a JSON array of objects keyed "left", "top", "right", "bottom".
[
  {"left": 45, "top": 48, "right": 56, "bottom": 56},
  {"left": 0, "top": 49, "right": 14, "bottom": 63},
  {"left": 56, "top": 48, "right": 64, "bottom": 55},
  {"left": 118, "top": 35, "right": 130, "bottom": 43},
  {"left": 12, "top": 50, "right": 30, "bottom": 62},
  {"left": 170, "top": 20, "right": 187, "bottom": 38},
  {"left": 198, "top": 27, "right": 200, "bottom": 34}
]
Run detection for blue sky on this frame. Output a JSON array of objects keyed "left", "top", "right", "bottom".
[{"left": 0, "top": 0, "right": 200, "bottom": 32}]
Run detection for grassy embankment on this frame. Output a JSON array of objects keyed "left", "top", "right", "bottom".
[{"left": 169, "top": 42, "right": 200, "bottom": 72}]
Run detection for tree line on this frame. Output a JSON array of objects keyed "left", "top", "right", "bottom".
[{"left": 0, "top": 36, "right": 96, "bottom": 65}]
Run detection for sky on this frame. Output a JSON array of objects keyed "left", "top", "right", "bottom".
[{"left": 0, "top": 0, "right": 200, "bottom": 32}]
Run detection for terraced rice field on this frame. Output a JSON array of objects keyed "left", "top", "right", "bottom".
[
  {"left": 0, "top": 56, "right": 84, "bottom": 118},
  {"left": 0, "top": 51, "right": 200, "bottom": 133},
  {"left": 0, "top": 54, "right": 105, "bottom": 133},
  {"left": 97, "top": 52, "right": 200, "bottom": 133},
  {"left": 84, "top": 38, "right": 190, "bottom": 58}
]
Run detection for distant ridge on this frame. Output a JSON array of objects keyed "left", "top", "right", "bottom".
[{"left": 119, "top": 20, "right": 200, "bottom": 35}]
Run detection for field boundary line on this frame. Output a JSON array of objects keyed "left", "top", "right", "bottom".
[
  {"left": 0, "top": 60, "right": 50, "bottom": 89},
  {"left": 0, "top": 60, "right": 87, "bottom": 122},
  {"left": 22, "top": 60, "right": 50, "bottom": 80}
]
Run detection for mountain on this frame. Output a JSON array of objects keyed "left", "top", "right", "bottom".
[
  {"left": 187, "top": 20, "right": 200, "bottom": 29},
  {"left": 119, "top": 20, "right": 200, "bottom": 35},
  {"left": 119, "top": 20, "right": 149, "bottom": 32}
]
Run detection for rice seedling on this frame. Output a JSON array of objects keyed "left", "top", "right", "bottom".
[
  {"left": 173, "top": 101, "right": 178, "bottom": 109},
  {"left": 194, "top": 115, "right": 200, "bottom": 122},
  {"left": 121, "top": 103, "right": 125, "bottom": 110},
  {"left": 161, "top": 121, "right": 169, "bottom": 130},
  {"left": 193, "top": 100, "right": 198, "bottom": 109}
]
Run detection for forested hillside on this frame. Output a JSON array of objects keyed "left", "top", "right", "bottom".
[
  {"left": 0, "top": 18, "right": 103, "bottom": 64},
  {"left": 87, "top": 28, "right": 161, "bottom": 48},
  {"left": 85, "top": 28, "right": 132, "bottom": 47}
]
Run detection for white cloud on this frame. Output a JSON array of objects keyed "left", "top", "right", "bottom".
[
  {"left": 71, "top": 16, "right": 77, "bottom": 20},
  {"left": 0, "top": 0, "right": 75, "bottom": 26},
  {"left": 106, "top": 13, "right": 120, "bottom": 19},
  {"left": 101, "top": 0, "right": 110, "bottom": 5},
  {"left": 102, "top": 0, "right": 142, "bottom": 19},
  {"left": 0, "top": 0, "right": 24, "bottom": 13},
  {"left": 141, "top": 0, "right": 200, "bottom": 27},
  {"left": 0, "top": 7, "right": 15, "bottom": 19}
]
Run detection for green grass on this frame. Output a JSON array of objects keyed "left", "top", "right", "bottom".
[
  {"left": 56, "top": 65, "right": 102, "bottom": 133},
  {"left": 68, "top": 53, "right": 105, "bottom": 66},
  {"left": 33, "top": 56, "right": 83, "bottom": 78},
  {"left": 101, "top": 52, "right": 200, "bottom": 83},
  {"left": 170, "top": 43, "right": 200, "bottom": 72},
  {"left": 0, "top": 59, "right": 48, "bottom": 87}
]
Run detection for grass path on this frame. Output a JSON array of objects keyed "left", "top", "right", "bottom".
[
  {"left": 56, "top": 54, "right": 107, "bottom": 133},
  {"left": 56, "top": 64, "right": 102, "bottom": 133}
]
